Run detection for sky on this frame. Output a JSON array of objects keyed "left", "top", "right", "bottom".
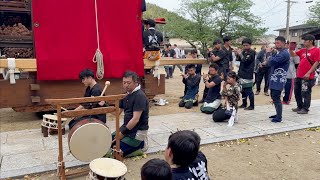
[{"left": 146, "top": 0, "right": 315, "bottom": 35}]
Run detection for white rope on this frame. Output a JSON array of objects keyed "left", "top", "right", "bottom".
[{"left": 92, "top": 0, "right": 104, "bottom": 80}]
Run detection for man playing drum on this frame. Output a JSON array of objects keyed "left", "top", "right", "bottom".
[
  {"left": 113, "top": 71, "right": 149, "bottom": 157},
  {"left": 68, "top": 69, "right": 106, "bottom": 129}
]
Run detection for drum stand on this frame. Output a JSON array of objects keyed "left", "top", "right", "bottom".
[{"left": 46, "top": 94, "right": 126, "bottom": 180}]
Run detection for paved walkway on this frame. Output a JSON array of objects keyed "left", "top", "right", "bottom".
[{"left": 1, "top": 100, "right": 320, "bottom": 178}]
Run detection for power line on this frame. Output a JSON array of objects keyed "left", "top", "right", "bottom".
[{"left": 257, "top": 0, "right": 285, "bottom": 17}]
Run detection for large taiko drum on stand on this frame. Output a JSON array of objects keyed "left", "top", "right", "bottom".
[
  {"left": 86, "top": 158, "right": 127, "bottom": 180},
  {"left": 68, "top": 118, "right": 112, "bottom": 162}
]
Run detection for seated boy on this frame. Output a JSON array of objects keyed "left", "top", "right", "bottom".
[
  {"left": 164, "top": 130, "right": 209, "bottom": 180},
  {"left": 179, "top": 64, "right": 201, "bottom": 109},
  {"left": 141, "top": 158, "right": 172, "bottom": 180}
]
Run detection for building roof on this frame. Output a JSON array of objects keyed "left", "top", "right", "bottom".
[
  {"left": 301, "top": 28, "right": 320, "bottom": 40},
  {"left": 234, "top": 35, "right": 277, "bottom": 45},
  {"left": 274, "top": 24, "right": 318, "bottom": 31}
]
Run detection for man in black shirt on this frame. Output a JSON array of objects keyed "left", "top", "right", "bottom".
[
  {"left": 222, "top": 36, "right": 234, "bottom": 74},
  {"left": 255, "top": 46, "right": 271, "bottom": 96},
  {"left": 143, "top": 19, "right": 163, "bottom": 51},
  {"left": 164, "top": 130, "right": 209, "bottom": 180},
  {"left": 143, "top": 19, "right": 163, "bottom": 62},
  {"left": 179, "top": 65, "right": 201, "bottom": 109},
  {"left": 236, "top": 38, "right": 256, "bottom": 110},
  {"left": 162, "top": 44, "right": 176, "bottom": 79},
  {"left": 209, "top": 39, "right": 227, "bottom": 79},
  {"left": 112, "top": 71, "right": 149, "bottom": 157},
  {"left": 68, "top": 69, "right": 106, "bottom": 129}
]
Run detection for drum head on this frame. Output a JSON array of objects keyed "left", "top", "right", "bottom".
[
  {"left": 69, "top": 123, "right": 112, "bottom": 162},
  {"left": 90, "top": 158, "right": 127, "bottom": 178}
]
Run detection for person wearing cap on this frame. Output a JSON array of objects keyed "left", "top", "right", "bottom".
[
  {"left": 292, "top": 34, "right": 320, "bottom": 114},
  {"left": 235, "top": 38, "right": 256, "bottom": 110},
  {"left": 266, "top": 36, "right": 290, "bottom": 123},
  {"left": 222, "top": 36, "right": 234, "bottom": 74},
  {"left": 143, "top": 19, "right": 164, "bottom": 61}
]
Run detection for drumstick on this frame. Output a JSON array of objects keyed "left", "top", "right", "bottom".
[
  {"left": 101, "top": 81, "right": 111, "bottom": 96},
  {"left": 61, "top": 107, "right": 68, "bottom": 111}
]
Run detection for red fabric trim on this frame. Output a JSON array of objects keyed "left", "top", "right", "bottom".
[{"left": 33, "top": 0, "right": 144, "bottom": 80}]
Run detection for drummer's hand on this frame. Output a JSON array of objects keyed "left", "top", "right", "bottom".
[
  {"left": 112, "top": 132, "right": 124, "bottom": 144},
  {"left": 98, "top": 101, "right": 105, "bottom": 106}
]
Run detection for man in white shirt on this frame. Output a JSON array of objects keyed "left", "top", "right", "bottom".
[{"left": 173, "top": 44, "right": 184, "bottom": 73}]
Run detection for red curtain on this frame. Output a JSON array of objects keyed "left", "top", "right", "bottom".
[{"left": 32, "top": 0, "right": 144, "bottom": 80}]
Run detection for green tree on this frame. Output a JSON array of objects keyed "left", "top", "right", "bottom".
[
  {"left": 143, "top": 1, "right": 267, "bottom": 55},
  {"left": 209, "top": 0, "right": 267, "bottom": 40},
  {"left": 307, "top": 1, "right": 320, "bottom": 26}
]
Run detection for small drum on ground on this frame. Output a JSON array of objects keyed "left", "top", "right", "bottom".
[
  {"left": 68, "top": 118, "right": 112, "bottom": 162},
  {"left": 41, "top": 114, "right": 68, "bottom": 137},
  {"left": 87, "top": 158, "right": 127, "bottom": 180}
]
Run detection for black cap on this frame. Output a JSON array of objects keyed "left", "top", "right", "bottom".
[
  {"left": 303, "top": 34, "right": 316, "bottom": 41},
  {"left": 144, "top": 19, "right": 156, "bottom": 27},
  {"left": 213, "top": 39, "right": 222, "bottom": 45}
]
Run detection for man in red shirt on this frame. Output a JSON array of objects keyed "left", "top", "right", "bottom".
[{"left": 293, "top": 34, "right": 320, "bottom": 114}]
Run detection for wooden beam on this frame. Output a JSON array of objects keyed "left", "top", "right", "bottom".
[
  {"left": 0, "top": 59, "right": 36, "bottom": 69},
  {"left": 144, "top": 58, "right": 208, "bottom": 69},
  {"left": 61, "top": 107, "right": 116, "bottom": 118},
  {"left": 46, "top": 94, "right": 127, "bottom": 105},
  {"left": 65, "top": 167, "right": 90, "bottom": 178}
]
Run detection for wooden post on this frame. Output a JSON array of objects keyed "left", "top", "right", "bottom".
[
  {"left": 57, "top": 104, "right": 66, "bottom": 180},
  {"left": 114, "top": 100, "right": 123, "bottom": 161}
]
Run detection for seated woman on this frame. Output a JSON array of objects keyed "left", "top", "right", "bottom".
[
  {"left": 179, "top": 65, "right": 200, "bottom": 109},
  {"left": 212, "top": 71, "right": 240, "bottom": 126},
  {"left": 200, "top": 63, "right": 222, "bottom": 114}
]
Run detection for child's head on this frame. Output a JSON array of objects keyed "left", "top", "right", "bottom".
[
  {"left": 209, "top": 63, "right": 219, "bottom": 76},
  {"left": 164, "top": 130, "right": 200, "bottom": 167},
  {"left": 141, "top": 159, "right": 172, "bottom": 180},
  {"left": 227, "top": 71, "right": 239, "bottom": 85}
]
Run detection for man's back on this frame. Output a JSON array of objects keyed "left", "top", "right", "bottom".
[
  {"left": 172, "top": 152, "right": 209, "bottom": 180},
  {"left": 143, "top": 29, "right": 163, "bottom": 51}
]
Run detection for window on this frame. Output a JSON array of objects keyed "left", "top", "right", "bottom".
[{"left": 291, "top": 31, "right": 298, "bottom": 37}]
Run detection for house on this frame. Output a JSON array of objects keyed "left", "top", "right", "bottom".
[
  {"left": 275, "top": 24, "right": 318, "bottom": 47},
  {"left": 234, "top": 35, "right": 277, "bottom": 51}
]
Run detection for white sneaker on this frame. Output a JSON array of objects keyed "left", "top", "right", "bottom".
[{"left": 142, "top": 137, "right": 149, "bottom": 152}]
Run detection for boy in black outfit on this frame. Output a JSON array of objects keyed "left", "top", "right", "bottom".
[
  {"left": 141, "top": 159, "right": 172, "bottom": 180},
  {"left": 68, "top": 69, "right": 106, "bottom": 129},
  {"left": 165, "top": 130, "right": 209, "bottom": 180}
]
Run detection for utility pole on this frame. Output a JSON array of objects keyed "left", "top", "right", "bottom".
[
  {"left": 285, "top": 0, "right": 297, "bottom": 41},
  {"left": 285, "top": 0, "right": 291, "bottom": 41}
]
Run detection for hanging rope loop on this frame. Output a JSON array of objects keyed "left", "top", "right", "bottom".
[{"left": 92, "top": 0, "right": 104, "bottom": 80}]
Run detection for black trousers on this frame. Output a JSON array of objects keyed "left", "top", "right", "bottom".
[
  {"left": 294, "top": 78, "right": 315, "bottom": 111},
  {"left": 256, "top": 68, "right": 270, "bottom": 93}
]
